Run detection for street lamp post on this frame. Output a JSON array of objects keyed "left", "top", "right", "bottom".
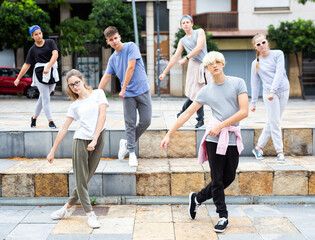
[{"left": 156, "top": 0, "right": 161, "bottom": 97}]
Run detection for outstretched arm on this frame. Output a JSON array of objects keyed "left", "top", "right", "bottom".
[
  {"left": 160, "top": 101, "right": 202, "bottom": 149},
  {"left": 14, "top": 63, "right": 31, "bottom": 86},
  {"left": 159, "top": 41, "right": 184, "bottom": 81},
  {"left": 87, "top": 103, "right": 107, "bottom": 151},
  {"left": 47, "top": 117, "right": 73, "bottom": 163}
]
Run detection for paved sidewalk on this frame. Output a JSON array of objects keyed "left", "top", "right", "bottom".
[
  {"left": 0, "top": 203, "right": 314, "bottom": 240},
  {"left": 0, "top": 96, "right": 315, "bottom": 131}
]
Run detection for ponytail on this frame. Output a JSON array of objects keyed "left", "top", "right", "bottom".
[
  {"left": 252, "top": 33, "right": 266, "bottom": 72},
  {"left": 255, "top": 51, "right": 260, "bottom": 72}
]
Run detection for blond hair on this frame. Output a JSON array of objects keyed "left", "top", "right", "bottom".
[
  {"left": 203, "top": 51, "right": 226, "bottom": 67},
  {"left": 66, "top": 69, "right": 92, "bottom": 101},
  {"left": 252, "top": 33, "right": 267, "bottom": 72}
]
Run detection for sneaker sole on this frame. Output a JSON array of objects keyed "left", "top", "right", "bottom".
[
  {"left": 214, "top": 228, "right": 226, "bottom": 233},
  {"left": 252, "top": 149, "right": 264, "bottom": 160},
  {"left": 188, "top": 192, "right": 194, "bottom": 220}
]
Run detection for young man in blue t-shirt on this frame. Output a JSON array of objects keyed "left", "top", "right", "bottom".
[{"left": 99, "top": 26, "right": 152, "bottom": 167}]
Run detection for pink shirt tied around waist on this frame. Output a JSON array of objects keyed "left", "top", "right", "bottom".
[{"left": 198, "top": 116, "right": 244, "bottom": 164}]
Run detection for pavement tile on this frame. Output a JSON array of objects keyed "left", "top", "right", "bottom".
[
  {"left": 51, "top": 217, "right": 93, "bottom": 234},
  {"left": 133, "top": 222, "right": 174, "bottom": 240},
  {"left": 90, "top": 234, "right": 132, "bottom": 240},
  {"left": 218, "top": 234, "right": 263, "bottom": 240},
  {"left": 135, "top": 205, "right": 172, "bottom": 223},
  {"left": 47, "top": 234, "right": 91, "bottom": 240},
  {"left": 0, "top": 159, "right": 20, "bottom": 173},
  {"left": 206, "top": 205, "right": 247, "bottom": 218},
  {"left": 174, "top": 222, "right": 218, "bottom": 240},
  {"left": 252, "top": 217, "right": 300, "bottom": 234},
  {"left": 105, "top": 205, "right": 137, "bottom": 218},
  {"left": 260, "top": 234, "right": 307, "bottom": 240},
  {"left": 0, "top": 206, "right": 35, "bottom": 210},
  {"left": 72, "top": 206, "right": 109, "bottom": 216},
  {"left": 21, "top": 209, "right": 58, "bottom": 223},
  {"left": 172, "top": 205, "right": 211, "bottom": 223},
  {"left": 0, "top": 209, "right": 31, "bottom": 223},
  {"left": 5, "top": 223, "right": 56, "bottom": 240},
  {"left": 93, "top": 217, "right": 134, "bottom": 234},
  {"left": 275, "top": 204, "right": 315, "bottom": 218},
  {"left": 212, "top": 217, "right": 257, "bottom": 234},
  {"left": 242, "top": 205, "right": 283, "bottom": 218},
  {"left": 0, "top": 223, "right": 18, "bottom": 240}
]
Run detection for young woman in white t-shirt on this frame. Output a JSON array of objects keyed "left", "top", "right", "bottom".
[{"left": 47, "top": 69, "right": 109, "bottom": 229}]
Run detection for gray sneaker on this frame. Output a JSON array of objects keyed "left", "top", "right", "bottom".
[
  {"left": 277, "top": 153, "right": 285, "bottom": 162},
  {"left": 252, "top": 148, "right": 264, "bottom": 160}
]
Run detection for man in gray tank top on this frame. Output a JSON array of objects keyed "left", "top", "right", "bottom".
[{"left": 159, "top": 15, "right": 210, "bottom": 128}]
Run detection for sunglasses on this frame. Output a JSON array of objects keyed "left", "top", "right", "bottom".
[
  {"left": 255, "top": 40, "right": 267, "bottom": 47},
  {"left": 68, "top": 80, "right": 81, "bottom": 89}
]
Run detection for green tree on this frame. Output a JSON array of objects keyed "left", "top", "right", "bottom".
[
  {"left": 297, "top": 0, "right": 315, "bottom": 4},
  {"left": 56, "top": 17, "right": 98, "bottom": 57},
  {"left": 173, "top": 26, "right": 219, "bottom": 56},
  {"left": 268, "top": 19, "right": 315, "bottom": 76},
  {"left": 89, "top": 0, "right": 142, "bottom": 48},
  {"left": 0, "top": 0, "right": 51, "bottom": 51}
]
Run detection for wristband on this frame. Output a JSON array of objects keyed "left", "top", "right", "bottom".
[{"left": 186, "top": 56, "right": 189, "bottom": 60}]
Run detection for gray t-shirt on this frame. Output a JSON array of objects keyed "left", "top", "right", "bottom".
[
  {"left": 195, "top": 76, "right": 248, "bottom": 145},
  {"left": 180, "top": 29, "right": 207, "bottom": 63}
]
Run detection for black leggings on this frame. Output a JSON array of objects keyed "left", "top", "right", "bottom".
[{"left": 196, "top": 142, "right": 239, "bottom": 218}]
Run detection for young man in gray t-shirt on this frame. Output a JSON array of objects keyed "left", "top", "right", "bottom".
[{"left": 161, "top": 51, "right": 248, "bottom": 233}]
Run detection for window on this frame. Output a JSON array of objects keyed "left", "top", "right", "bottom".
[{"left": 254, "top": 0, "right": 290, "bottom": 11}]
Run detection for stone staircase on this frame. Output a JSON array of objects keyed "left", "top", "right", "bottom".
[{"left": 1, "top": 156, "right": 314, "bottom": 202}]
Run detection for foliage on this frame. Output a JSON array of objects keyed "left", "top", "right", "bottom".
[
  {"left": 0, "top": 0, "right": 51, "bottom": 51},
  {"left": 297, "top": 0, "right": 315, "bottom": 4},
  {"left": 268, "top": 19, "right": 315, "bottom": 75},
  {"left": 173, "top": 26, "right": 219, "bottom": 56},
  {"left": 90, "top": 196, "right": 97, "bottom": 205},
  {"left": 89, "top": 0, "right": 142, "bottom": 48},
  {"left": 56, "top": 17, "right": 98, "bottom": 57}
]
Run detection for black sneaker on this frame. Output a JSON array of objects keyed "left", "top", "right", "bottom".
[
  {"left": 30, "top": 117, "right": 36, "bottom": 128},
  {"left": 214, "top": 217, "right": 229, "bottom": 233},
  {"left": 188, "top": 192, "right": 201, "bottom": 220},
  {"left": 49, "top": 121, "right": 57, "bottom": 129},
  {"left": 195, "top": 119, "right": 204, "bottom": 128}
]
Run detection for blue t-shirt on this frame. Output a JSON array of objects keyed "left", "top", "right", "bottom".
[{"left": 105, "top": 42, "right": 150, "bottom": 97}]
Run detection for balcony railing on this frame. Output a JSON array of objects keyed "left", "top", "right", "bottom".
[{"left": 193, "top": 12, "right": 238, "bottom": 31}]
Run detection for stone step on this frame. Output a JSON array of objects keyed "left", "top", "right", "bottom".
[
  {"left": 1, "top": 157, "right": 314, "bottom": 199},
  {"left": 1, "top": 128, "right": 315, "bottom": 159}
]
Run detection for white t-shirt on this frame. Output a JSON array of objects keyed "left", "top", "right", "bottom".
[{"left": 67, "top": 89, "right": 109, "bottom": 140}]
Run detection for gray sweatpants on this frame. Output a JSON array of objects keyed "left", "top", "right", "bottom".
[
  {"left": 257, "top": 90, "right": 289, "bottom": 153},
  {"left": 123, "top": 91, "right": 152, "bottom": 153},
  {"left": 68, "top": 131, "right": 105, "bottom": 212},
  {"left": 34, "top": 78, "right": 55, "bottom": 120}
]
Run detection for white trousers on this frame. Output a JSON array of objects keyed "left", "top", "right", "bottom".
[
  {"left": 257, "top": 90, "right": 289, "bottom": 153},
  {"left": 34, "top": 78, "right": 55, "bottom": 120}
]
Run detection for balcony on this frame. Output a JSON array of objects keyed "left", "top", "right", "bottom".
[{"left": 193, "top": 12, "right": 238, "bottom": 31}]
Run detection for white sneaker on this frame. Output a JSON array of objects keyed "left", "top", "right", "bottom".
[
  {"left": 51, "top": 203, "right": 76, "bottom": 220},
  {"left": 118, "top": 139, "right": 128, "bottom": 160},
  {"left": 277, "top": 153, "right": 285, "bottom": 162},
  {"left": 87, "top": 211, "right": 100, "bottom": 228},
  {"left": 129, "top": 152, "right": 138, "bottom": 167}
]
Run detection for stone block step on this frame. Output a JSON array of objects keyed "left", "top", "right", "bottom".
[
  {"left": 1, "top": 157, "right": 315, "bottom": 199},
  {"left": 1, "top": 128, "right": 315, "bottom": 159}
]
